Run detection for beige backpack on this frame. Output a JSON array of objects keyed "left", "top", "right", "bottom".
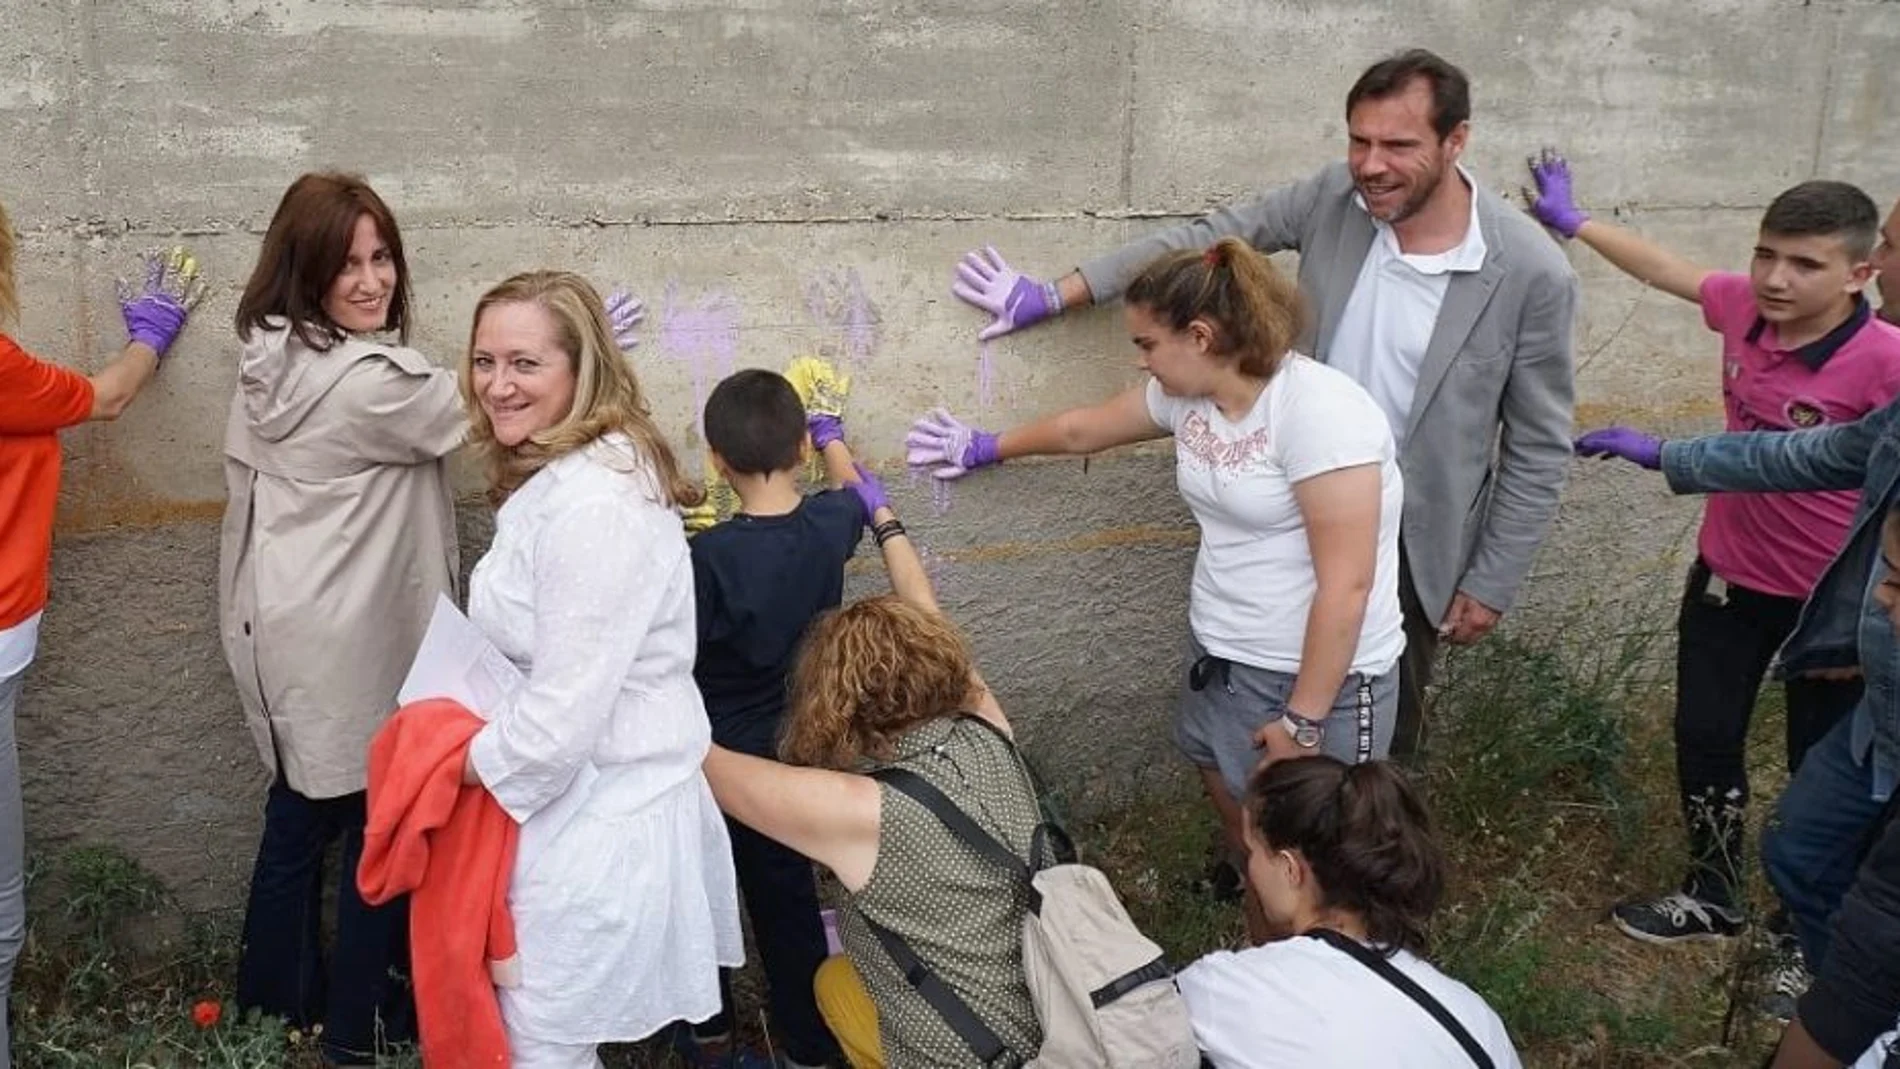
[{"left": 868, "top": 738, "right": 1201, "bottom": 1069}]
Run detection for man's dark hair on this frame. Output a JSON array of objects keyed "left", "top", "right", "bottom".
[
  {"left": 703, "top": 368, "right": 807, "bottom": 475},
  {"left": 1761, "top": 181, "right": 1880, "bottom": 261},
  {"left": 1346, "top": 48, "right": 1471, "bottom": 140}
]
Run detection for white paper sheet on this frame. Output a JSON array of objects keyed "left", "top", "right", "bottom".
[{"left": 398, "top": 593, "right": 524, "bottom": 719}]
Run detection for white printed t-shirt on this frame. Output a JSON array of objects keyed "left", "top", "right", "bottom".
[
  {"left": 1179, "top": 936, "right": 1523, "bottom": 1069},
  {"left": 1145, "top": 355, "right": 1404, "bottom": 677}
]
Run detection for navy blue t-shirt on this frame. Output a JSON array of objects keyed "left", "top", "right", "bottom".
[{"left": 690, "top": 489, "right": 863, "bottom": 754}]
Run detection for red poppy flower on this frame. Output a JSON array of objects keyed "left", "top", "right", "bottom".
[{"left": 191, "top": 999, "right": 221, "bottom": 1028}]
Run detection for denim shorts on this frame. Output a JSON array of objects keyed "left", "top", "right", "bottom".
[{"left": 1175, "top": 636, "right": 1398, "bottom": 799}]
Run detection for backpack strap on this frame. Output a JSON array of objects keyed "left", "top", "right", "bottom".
[
  {"left": 864, "top": 766, "right": 1029, "bottom": 1068},
  {"left": 952, "top": 713, "right": 1078, "bottom": 869},
  {"left": 861, "top": 913, "right": 1018, "bottom": 1068},
  {"left": 1305, "top": 929, "right": 1496, "bottom": 1069},
  {"left": 870, "top": 766, "right": 1032, "bottom": 881}
]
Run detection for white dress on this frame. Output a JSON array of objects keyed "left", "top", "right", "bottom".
[{"left": 467, "top": 434, "right": 743, "bottom": 1046}]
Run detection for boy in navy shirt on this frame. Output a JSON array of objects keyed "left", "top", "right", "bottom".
[{"left": 683, "top": 368, "right": 868, "bottom": 1068}]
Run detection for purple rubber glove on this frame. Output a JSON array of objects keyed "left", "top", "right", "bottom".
[
  {"left": 118, "top": 247, "right": 205, "bottom": 358},
  {"left": 848, "top": 463, "right": 890, "bottom": 523},
  {"left": 1525, "top": 148, "right": 1590, "bottom": 239},
  {"left": 1575, "top": 426, "right": 1663, "bottom": 470},
  {"left": 809, "top": 413, "right": 844, "bottom": 451},
  {"left": 952, "top": 247, "right": 1061, "bottom": 342},
  {"left": 905, "top": 407, "right": 1001, "bottom": 480},
  {"left": 604, "top": 287, "right": 644, "bottom": 352}
]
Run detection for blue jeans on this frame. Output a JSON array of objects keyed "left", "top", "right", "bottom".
[
  {"left": 235, "top": 778, "right": 413, "bottom": 1063},
  {"left": 1764, "top": 712, "right": 1893, "bottom": 968}
]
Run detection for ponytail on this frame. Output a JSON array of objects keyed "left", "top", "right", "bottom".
[
  {"left": 1247, "top": 756, "right": 1445, "bottom": 955},
  {"left": 1123, "top": 237, "right": 1306, "bottom": 378}
]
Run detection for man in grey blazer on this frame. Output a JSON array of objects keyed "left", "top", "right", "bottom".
[{"left": 952, "top": 49, "right": 1579, "bottom": 758}]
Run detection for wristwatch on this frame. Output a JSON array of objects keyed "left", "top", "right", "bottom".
[{"left": 1281, "top": 709, "right": 1325, "bottom": 748}]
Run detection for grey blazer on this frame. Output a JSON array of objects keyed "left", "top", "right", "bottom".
[{"left": 1077, "top": 162, "right": 1578, "bottom": 624}]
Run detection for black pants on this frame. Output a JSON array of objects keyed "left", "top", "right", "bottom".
[
  {"left": 695, "top": 816, "right": 841, "bottom": 1065},
  {"left": 1391, "top": 550, "right": 1440, "bottom": 760},
  {"left": 1675, "top": 558, "right": 1862, "bottom": 908},
  {"left": 235, "top": 779, "right": 414, "bottom": 1063}
]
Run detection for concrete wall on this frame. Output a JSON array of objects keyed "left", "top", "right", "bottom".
[{"left": 4, "top": 0, "right": 1895, "bottom": 910}]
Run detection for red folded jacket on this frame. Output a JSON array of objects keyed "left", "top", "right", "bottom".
[{"left": 359, "top": 698, "right": 519, "bottom": 1068}]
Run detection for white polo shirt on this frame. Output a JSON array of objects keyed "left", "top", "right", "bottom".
[{"left": 1327, "top": 171, "right": 1488, "bottom": 447}]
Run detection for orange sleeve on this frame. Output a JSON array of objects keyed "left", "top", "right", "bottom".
[{"left": 0, "top": 334, "right": 95, "bottom": 435}]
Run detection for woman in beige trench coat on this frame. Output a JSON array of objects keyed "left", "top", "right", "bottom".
[{"left": 219, "top": 173, "right": 464, "bottom": 1067}]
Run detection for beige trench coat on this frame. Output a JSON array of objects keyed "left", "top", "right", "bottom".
[{"left": 219, "top": 323, "right": 466, "bottom": 799}]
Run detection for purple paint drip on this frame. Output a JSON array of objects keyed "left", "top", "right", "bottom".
[
  {"left": 975, "top": 341, "right": 996, "bottom": 409},
  {"left": 918, "top": 544, "right": 952, "bottom": 592},
  {"left": 659, "top": 281, "right": 741, "bottom": 415},
  {"left": 905, "top": 464, "right": 954, "bottom": 517}
]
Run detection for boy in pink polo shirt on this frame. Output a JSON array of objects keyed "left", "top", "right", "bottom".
[{"left": 1529, "top": 160, "right": 1900, "bottom": 951}]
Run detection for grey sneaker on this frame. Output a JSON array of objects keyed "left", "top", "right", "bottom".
[
  {"left": 1610, "top": 891, "right": 1745, "bottom": 945},
  {"left": 1758, "top": 933, "right": 1810, "bottom": 1024}
]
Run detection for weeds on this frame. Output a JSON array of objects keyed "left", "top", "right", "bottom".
[{"left": 17, "top": 612, "right": 1800, "bottom": 1066}]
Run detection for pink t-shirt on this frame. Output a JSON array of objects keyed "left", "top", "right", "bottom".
[{"left": 1698, "top": 272, "right": 1900, "bottom": 598}]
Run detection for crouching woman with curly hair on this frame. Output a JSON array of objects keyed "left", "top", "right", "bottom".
[{"left": 702, "top": 488, "right": 1044, "bottom": 1069}]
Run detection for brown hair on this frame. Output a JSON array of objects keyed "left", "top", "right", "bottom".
[
  {"left": 0, "top": 197, "right": 17, "bottom": 328},
  {"left": 1346, "top": 48, "right": 1471, "bottom": 140},
  {"left": 461, "top": 270, "right": 703, "bottom": 508},
  {"left": 235, "top": 172, "right": 412, "bottom": 350},
  {"left": 1247, "top": 756, "right": 1445, "bottom": 955},
  {"left": 1123, "top": 237, "right": 1306, "bottom": 379},
  {"left": 780, "top": 595, "right": 980, "bottom": 769}
]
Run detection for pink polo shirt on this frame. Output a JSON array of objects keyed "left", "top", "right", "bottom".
[{"left": 1699, "top": 272, "right": 1900, "bottom": 598}]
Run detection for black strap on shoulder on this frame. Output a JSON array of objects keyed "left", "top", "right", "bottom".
[
  {"left": 953, "top": 713, "right": 1078, "bottom": 869},
  {"left": 862, "top": 913, "right": 1016, "bottom": 1067},
  {"left": 870, "top": 766, "right": 1032, "bottom": 881},
  {"left": 864, "top": 764, "right": 1033, "bottom": 1067},
  {"left": 1306, "top": 929, "right": 1495, "bottom": 1069}
]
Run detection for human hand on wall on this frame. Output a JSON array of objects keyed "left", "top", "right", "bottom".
[
  {"left": 953, "top": 247, "right": 1061, "bottom": 341},
  {"left": 604, "top": 288, "right": 644, "bottom": 352},
  {"left": 809, "top": 412, "right": 845, "bottom": 451},
  {"left": 1574, "top": 426, "right": 1664, "bottom": 470},
  {"left": 1439, "top": 592, "right": 1502, "bottom": 646},
  {"left": 118, "top": 246, "right": 206, "bottom": 358},
  {"left": 846, "top": 463, "right": 890, "bottom": 524},
  {"left": 905, "top": 408, "right": 1001, "bottom": 480},
  {"left": 1523, "top": 148, "right": 1590, "bottom": 239}
]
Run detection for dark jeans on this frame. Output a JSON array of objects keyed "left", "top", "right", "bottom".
[
  {"left": 695, "top": 816, "right": 841, "bottom": 1065},
  {"left": 1391, "top": 551, "right": 1439, "bottom": 760},
  {"left": 236, "top": 778, "right": 414, "bottom": 1064},
  {"left": 1675, "top": 559, "right": 1862, "bottom": 908},
  {"left": 1764, "top": 711, "right": 1893, "bottom": 970}
]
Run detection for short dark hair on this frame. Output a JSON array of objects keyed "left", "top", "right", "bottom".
[
  {"left": 1761, "top": 181, "right": 1880, "bottom": 261},
  {"left": 1346, "top": 48, "right": 1471, "bottom": 140},
  {"left": 703, "top": 369, "right": 807, "bottom": 475},
  {"left": 1247, "top": 756, "right": 1445, "bottom": 955},
  {"left": 236, "top": 172, "right": 412, "bottom": 350}
]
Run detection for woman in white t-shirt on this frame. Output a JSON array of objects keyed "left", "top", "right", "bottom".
[
  {"left": 907, "top": 237, "right": 1404, "bottom": 939},
  {"left": 1179, "top": 755, "right": 1521, "bottom": 1068}
]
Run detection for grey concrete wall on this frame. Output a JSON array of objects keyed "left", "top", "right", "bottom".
[{"left": 4, "top": 0, "right": 1895, "bottom": 910}]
